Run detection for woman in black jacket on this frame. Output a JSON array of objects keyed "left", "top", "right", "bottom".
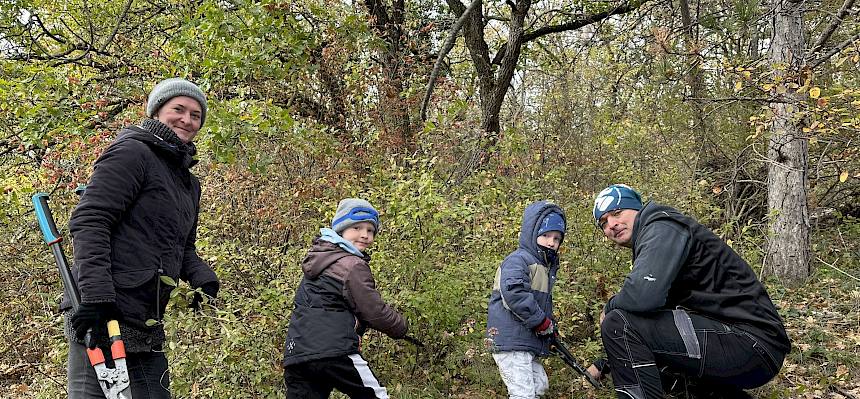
[{"left": 65, "top": 78, "right": 220, "bottom": 399}]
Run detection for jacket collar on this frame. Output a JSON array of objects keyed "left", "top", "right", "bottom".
[{"left": 122, "top": 119, "right": 198, "bottom": 169}]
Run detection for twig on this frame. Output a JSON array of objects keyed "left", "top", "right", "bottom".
[
  {"left": 101, "top": 0, "right": 135, "bottom": 52},
  {"left": 817, "top": 256, "right": 860, "bottom": 282},
  {"left": 835, "top": 386, "right": 858, "bottom": 399},
  {"left": 420, "top": 0, "right": 482, "bottom": 121},
  {"left": 808, "top": 31, "right": 860, "bottom": 70},
  {"left": 809, "top": 0, "right": 856, "bottom": 54}
]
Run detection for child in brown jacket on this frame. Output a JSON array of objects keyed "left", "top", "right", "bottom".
[{"left": 282, "top": 198, "right": 408, "bottom": 399}]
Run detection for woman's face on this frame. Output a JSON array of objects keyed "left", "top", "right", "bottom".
[{"left": 155, "top": 96, "right": 202, "bottom": 143}]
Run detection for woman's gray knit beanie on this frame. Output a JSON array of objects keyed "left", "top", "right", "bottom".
[{"left": 146, "top": 78, "right": 207, "bottom": 125}]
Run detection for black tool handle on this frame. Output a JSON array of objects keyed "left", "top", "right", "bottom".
[
  {"left": 403, "top": 335, "right": 425, "bottom": 347},
  {"left": 32, "top": 193, "right": 81, "bottom": 310},
  {"left": 550, "top": 335, "right": 602, "bottom": 389}
]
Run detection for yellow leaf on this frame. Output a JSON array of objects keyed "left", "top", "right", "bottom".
[
  {"left": 743, "top": 71, "right": 751, "bottom": 79},
  {"left": 810, "top": 87, "right": 821, "bottom": 99},
  {"left": 734, "top": 81, "right": 743, "bottom": 92},
  {"left": 840, "top": 171, "right": 849, "bottom": 182},
  {"left": 762, "top": 83, "right": 773, "bottom": 91}
]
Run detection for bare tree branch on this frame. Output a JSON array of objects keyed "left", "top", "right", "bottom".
[
  {"left": 808, "top": 30, "right": 860, "bottom": 69},
  {"left": 101, "top": 0, "right": 135, "bottom": 52},
  {"left": 809, "top": 0, "right": 856, "bottom": 54},
  {"left": 491, "top": 0, "right": 645, "bottom": 65},
  {"left": 420, "top": 0, "right": 482, "bottom": 121},
  {"left": 523, "top": 0, "right": 643, "bottom": 43}
]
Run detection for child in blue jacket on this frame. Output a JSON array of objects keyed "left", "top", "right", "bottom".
[{"left": 487, "top": 201, "right": 566, "bottom": 398}]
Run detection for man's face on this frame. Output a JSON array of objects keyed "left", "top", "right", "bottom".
[{"left": 598, "top": 209, "right": 638, "bottom": 247}]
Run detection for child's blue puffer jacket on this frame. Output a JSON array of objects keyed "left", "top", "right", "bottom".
[{"left": 487, "top": 201, "right": 565, "bottom": 356}]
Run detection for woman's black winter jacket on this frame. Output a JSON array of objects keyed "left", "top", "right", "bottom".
[{"left": 64, "top": 120, "right": 218, "bottom": 351}]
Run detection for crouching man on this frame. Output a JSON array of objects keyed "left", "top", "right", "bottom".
[{"left": 592, "top": 184, "right": 790, "bottom": 399}]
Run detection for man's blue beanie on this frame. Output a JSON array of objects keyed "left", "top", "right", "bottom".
[
  {"left": 592, "top": 184, "right": 643, "bottom": 225},
  {"left": 537, "top": 212, "right": 565, "bottom": 238}
]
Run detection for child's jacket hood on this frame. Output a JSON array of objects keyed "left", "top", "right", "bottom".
[
  {"left": 302, "top": 239, "right": 358, "bottom": 279},
  {"left": 318, "top": 228, "right": 365, "bottom": 257},
  {"left": 302, "top": 228, "right": 367, "bottom": 279},
  {"left": 518, "top": 200, "right": 566, "bottom": 262}
]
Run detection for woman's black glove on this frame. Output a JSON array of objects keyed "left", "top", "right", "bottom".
[
  {"left": 70, "top": 302, "right": 122, "bottom": 341},
  {"left": 189, "top": 282, "right": 219, "bottom": 310}
]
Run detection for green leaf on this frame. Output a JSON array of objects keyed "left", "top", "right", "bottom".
[
  {"left": 160, "top": 275, "right": 178, "bottom": 287},
  {"left": 145, "top": 319, "right": 158, "bottom": 327}
]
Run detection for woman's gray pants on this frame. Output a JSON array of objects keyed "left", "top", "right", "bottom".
[{"left": 67, "top": 340, "right": 171, "bottom": 399}]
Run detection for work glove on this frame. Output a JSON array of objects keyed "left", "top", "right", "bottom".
[
  {"left": 189, "top": 281, "right": 219, "bottom": 310},
  {"left": 534, "top": 317, "right": 554, "bottom": 336},
  {"left": 70, "top": 302, "right": 122, "bottom": 342}
]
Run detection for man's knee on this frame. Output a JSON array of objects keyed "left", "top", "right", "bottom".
[{"left": 600, "top": 309, "right": 628, "bottom": 339}]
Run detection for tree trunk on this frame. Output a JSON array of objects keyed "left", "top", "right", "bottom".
[
  {"left": 381, "top": 50, "right": 412, "bottom": 150},
  {"left": 366, "top": 0, "right": 414, "bottom": 151},
  {"left": 678, "top": 0, "right": 714, "bottom": 168},
  {"left": 766, "top": 0, "right": 810, "bottom": 284}
]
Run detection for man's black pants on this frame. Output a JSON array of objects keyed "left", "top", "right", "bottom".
[
  {"left": 284, "top": 354, "right": 389, "bottom": 399},
  {"left": 601, "top": 309, "right": 784, "bottom": 399}
]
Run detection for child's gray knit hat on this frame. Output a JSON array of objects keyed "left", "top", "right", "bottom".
[{"left": 332, "top": 198, "right": 379, "bottom": 234}]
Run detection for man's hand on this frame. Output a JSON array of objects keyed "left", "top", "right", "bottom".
[
  {"left": 589, "top": 358, "right": 610, "bottom": 380},
  {"left": 534, "top": 317, "right": 554, "bottom": 336},
  {"left": 587, "top": 364, "right": 602, "bottom": 380},
  {"left": 599, "top": 310, "right": 606, "bottom": 325}
]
